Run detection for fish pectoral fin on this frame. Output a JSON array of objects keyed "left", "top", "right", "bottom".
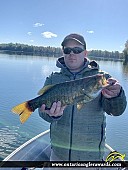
[
  {"left": 74, "top": 95, "right": 86, "bottom": 110},
  {"left": 77, "top": 103, "right": 85, "bottom": 110},
  {"left": 37, "top": 84, "right": 54, "bottom": 95},
  {"left": 11, "top": 101, "right": 33, "bottom": 124}
]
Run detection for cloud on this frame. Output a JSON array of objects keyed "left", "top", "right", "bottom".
[
  {"left": 41, "top": 31, "right": 57, "bottom": 38},
  {"left": 87, "top": 30, "right": 94, "bottom": 34},
  {"left": 27, "top": 32, "right": 32, "bottom": 35},
  {"left": 33, "top": 22, "right": 44, "bottom": 27},
  {"left": 30, "top": 40, "right": 34, "bottom": 42}
]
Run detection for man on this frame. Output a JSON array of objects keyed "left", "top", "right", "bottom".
[{"left": 39, "top": 33, "right": 127, "bottom": 168}]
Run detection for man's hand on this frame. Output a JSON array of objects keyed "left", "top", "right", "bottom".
[
  {"left": 40, "top": 101, "right": 66, "bottom": 117},
  {"left": 102, "top": 78, "right": 121, "bottom": 98}
]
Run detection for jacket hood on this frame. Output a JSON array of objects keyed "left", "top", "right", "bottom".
[{"left": 56, "top": 56, "right": 100, "bottom": 76}]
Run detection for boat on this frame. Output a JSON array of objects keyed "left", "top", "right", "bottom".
[{"left": 0, "top": 129, "right": 127, "bottom": 170}]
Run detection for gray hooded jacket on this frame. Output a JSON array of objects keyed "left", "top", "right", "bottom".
[{"left": 39, "top": 57, "right": 127, "bottom": 161}]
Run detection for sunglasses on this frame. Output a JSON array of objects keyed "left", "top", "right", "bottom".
[{"left": 63, "top": 47, "right": 84, "bottom": 54}]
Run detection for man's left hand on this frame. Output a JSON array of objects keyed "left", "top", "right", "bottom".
[{"left": 102, "top": 78, "right": 121, "bottom": 98}]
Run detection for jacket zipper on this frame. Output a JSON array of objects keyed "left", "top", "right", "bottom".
[
  {"left": 99, "top": 123, "right": 104, "bottom": 160},
  {"left": 69, "top": 74, "right": 76, "bottom": 161}
]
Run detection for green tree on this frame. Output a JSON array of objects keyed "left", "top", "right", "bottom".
[{"left": 123, "top": 40, "right": 128, "bottom": 63}]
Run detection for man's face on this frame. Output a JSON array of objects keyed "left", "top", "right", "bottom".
[{"left": 63, "top": 40, "right": 87, "bottom": 72}]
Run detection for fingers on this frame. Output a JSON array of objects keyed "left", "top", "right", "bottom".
[
  {"left": 60, "top": 105, "right": 67, "bottom": 113},
  {"left": 49, "top": 101, "right": 66, "bottom": 117},
  {"left": 102, "top": 79, "right": 121, "bottom": 98},
  {"left": 40, "top": 104, "right": 46, "bottom": 112},
  {"left": 107, "top": 78, "right": 117, "bottom": 85},
  {"left": 40, "top": 101, "right": 66, "bottom": 117},
  {"left": 49, "top": 102, "right": 58, "bottom": 115},
  {"left": 102, "top": 89, "right": 117, "bottom": 98}
]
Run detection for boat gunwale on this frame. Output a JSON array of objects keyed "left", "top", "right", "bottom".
[
  {"left": 3, "top": 129, "right": 127, "bottom": 163},
  {"left": 3, "top": 129, "right": 50, "bottom": 161}
]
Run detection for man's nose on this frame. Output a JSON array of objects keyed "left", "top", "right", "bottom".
[{"left": 70, "top": 50, "right": 74, "bottom": 54}]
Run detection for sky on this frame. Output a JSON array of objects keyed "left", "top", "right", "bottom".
[{"left": 0, "top": 0, "right": 128, "bottom": 52}]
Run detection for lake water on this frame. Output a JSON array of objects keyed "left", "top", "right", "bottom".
[{"left": 0, "top": 53, "right": 128, "bottom": 160}]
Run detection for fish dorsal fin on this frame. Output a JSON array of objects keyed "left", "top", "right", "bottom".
[{"left": 37, "top": 84, "right": 54, "bottom": 95}]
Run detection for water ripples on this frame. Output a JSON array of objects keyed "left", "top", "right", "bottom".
[{"left": 0, "top": 125, "right": 30, "bottom": 160}]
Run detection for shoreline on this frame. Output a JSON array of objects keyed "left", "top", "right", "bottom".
[{"left": 0, "top": 50, "right": 124, "bottom": 61}]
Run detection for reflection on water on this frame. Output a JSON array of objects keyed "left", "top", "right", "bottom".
[
  {"left": 122, "top": 62, "right": 128, "bottom": 77},
  {"left": 0, "top": 54, "right": 128, "bottom": 160}
]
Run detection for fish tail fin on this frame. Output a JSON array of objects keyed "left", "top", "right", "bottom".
[{"left": 11, "top": 101, "right": 33, "bottom": 124}]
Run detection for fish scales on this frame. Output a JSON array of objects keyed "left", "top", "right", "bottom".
[
  {"left": 62, "top": 79, "right": 82, "bottom": 104},
  {"left": 30, "top": 76, "right": 97, "bottom": 110},
  {"left": 30, "top": 78, "right": 84, "bottom": 110},
  {"left": 47, "top": 81, "right": 76, "bottom": 106}
]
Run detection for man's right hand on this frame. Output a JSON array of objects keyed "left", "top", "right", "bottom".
[{"left": 40, "top": 101, "right": 66, "bottom": 117}]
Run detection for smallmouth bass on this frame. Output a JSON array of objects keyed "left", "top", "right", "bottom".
[{"left": 11, "top": 74, "right": 108, "bottom": 123}]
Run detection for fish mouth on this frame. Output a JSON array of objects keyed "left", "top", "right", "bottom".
[{"left": 102, "top": 83, "right": 112, "bottom": 90}]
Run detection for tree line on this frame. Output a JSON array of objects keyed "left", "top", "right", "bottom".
[
  {"left": 0, "top": 42, "right": 127, "bottom": 61},
  {"left": 123, "top": 40, "right": 128, "bottom": 63},
  {"left": 0, "top": 43, "right": 62, "bottom": 57}
]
